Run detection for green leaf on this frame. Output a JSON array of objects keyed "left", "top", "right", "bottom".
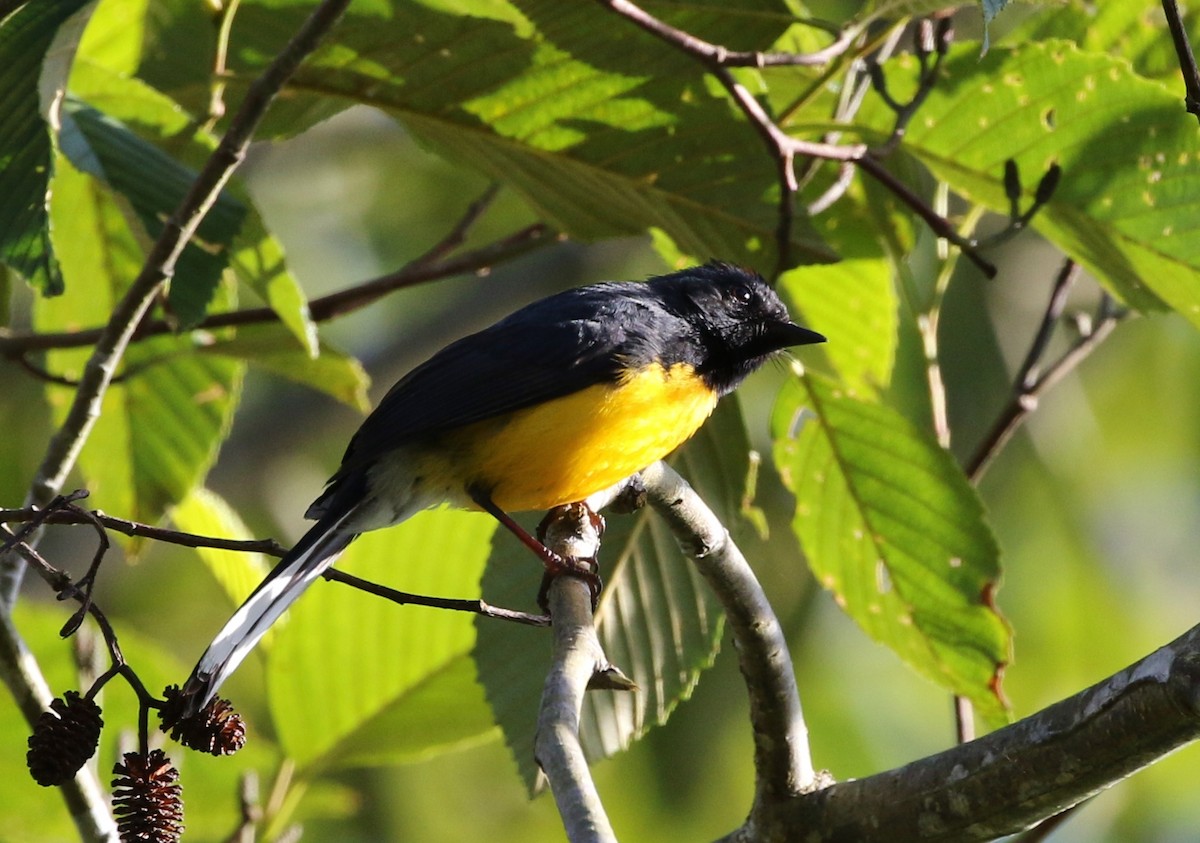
[
  {"left": 0, "top": 0, "right": 92, "bottom": 293},
  {"left": 38, "top": 159, "right": 243, "bottom": 531},
  {"left": 169, "top": 487, "right": 271, "bottom": 610},
  {"left": 864, "top": 42, "right": 1200, "bottom": 327},
  {"left": 772, "top": 372, "right": 1010, "bottom": 721},
  {"left": 267, "top": 508, "right": 496, "bottom": 771},
  {"left": 207, "top": 331, "right": 369, "bottom": 411},
  {"left": 476, "top": 400, "right": 755, "bottom": 788},
  {"left": 1010, "top": 3, "right": 1193, "bottom": 81},
  {"left": 201, "top": 324, "right": 370, "bottom": 411},
  {"left": 779, "top": 255, "right": 897, "bottom": 396},
  {"left": 223, "top": 0, "right": 833, "bottom": 270},
  {"left": 229, "top": 214, "right": 320, "bottom": 357},
  {"left": 59, "top": 99, "right": 247, "bottom": 328},
  {"left": 68, "top": 63, "right": 318, "bottom": 353}
]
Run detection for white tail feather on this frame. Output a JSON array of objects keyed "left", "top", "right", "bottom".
[{"left": 179, "top": 510, "right": 357, "bottom": 716}]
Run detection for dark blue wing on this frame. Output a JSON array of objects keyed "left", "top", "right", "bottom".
[{"left": 330, "top": 282, "right": 677, "bottom": 477}]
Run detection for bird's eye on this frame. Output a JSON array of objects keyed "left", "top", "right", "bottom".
[{"left": 729, "top": 283, "right": 753, "bottom": 306}]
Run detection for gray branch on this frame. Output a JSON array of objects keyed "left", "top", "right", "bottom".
[
  {"left": 534, "top": 504, "right": 625, "bottom": 843},
  {"left": 0, "top": 2, "right": 352, "bottom": 839},
  {"left": 738, "top": 623, "right": 1200, "bottom": 841},
  {"left": 638, "top": 461, "right": 819, "bottom": 837}
]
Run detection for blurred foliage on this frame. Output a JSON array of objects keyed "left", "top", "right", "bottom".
[{"left": 1, "top": 0, "right": 1199, "bottom": 840}]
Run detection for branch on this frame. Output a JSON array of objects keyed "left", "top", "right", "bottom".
[
  {"left": 638, "top": 461, "right": 819, "bottom": 837},
  {"left": 595, "top": 0, "right": 861, "bottom": 68},
  {"left": 967, "top": 262, "right": 1125, "bottom": 482},
  {"left": 18, "top": 0, "right": 352, "bottom": 520},
  {"left": 0, "top": 603, "right": 115, "bottom": 841},
  {"left": 0, "top": 216, "right": 551, "bottom": 355},
  {"left": 758, "top": 622, "right": 1200, "bottom": 841},
  {"left": 533, "top": 503, "right": 628, "bottom": 843},
  {"left": 0, "top": 499, "right": 549, "bottom": 626},
  {"left": 593, "top": 0, "right": 865, "bottom": 275},
  {"left": 0, "top": 4, "right": 351, "bottom": 838},
  {"left": 1162, "top": 0, "right": 1200, "bottom": 122}
]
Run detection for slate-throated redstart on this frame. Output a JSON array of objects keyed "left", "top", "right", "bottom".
[{"left": 179, "top": 261, "right": 824, "bottom": 715}]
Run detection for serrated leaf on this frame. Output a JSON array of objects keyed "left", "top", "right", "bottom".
[
  {"left": 38, "top": 159, "right": 243, "bottom": 532},
  {"left": 0, "top": 0, "right": 92, "bottom": 293},
  {"left": 476, "top": 400, "right": 756, "bottom": 789},
  {"left": 863, "top": 42, "right": 1200, "bottom": 327},
  {"left": 221, "top": 0, "right": 833, "bottom": 270},
  {"left": 169, "top": 487, "right": 270, "bottom": 609},
  {"left": 267, "top": 508, "right": 496, "bottom": 771},
  {"left": 1010, "top": 3, "right": 1189, "bottom": 82},
  {"left": 201, "top": 324, "right": 370, "bottom": 411},
  {"left": 59, "top": 99, "right": 247, "bottom": 328},
  {"left": 771, "top": 372, "right": 1010, "bottom": 721},
  {"left": 68, "top": 63, "right": 318, "bottom": 353},
  {"left": 779, "top": 256, "right": 897, "bottom": 396}
]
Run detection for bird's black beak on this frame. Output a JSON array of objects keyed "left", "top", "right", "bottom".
[{"left": 767, "top": 321, "right": 825, "bottom": 350}]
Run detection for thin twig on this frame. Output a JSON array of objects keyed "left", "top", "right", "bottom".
[
  {"left": 1162, "top": 0, "right": 1200, "bottom": 121},
  {"left": 8, "top": 0, "right": 354, "bottom": 612},
  {"left": 323, "top": 568, "right": 549, "bottom": 627},
  {"left": 205, "top": 0, "right": 243, "bottom": 128},
  {"left": 966, "top": 264, "right": 1124, "bottom": 482},
  {"left": 595, "top": 0, "right": 861, "bottom": 68},
  {"left": 855, "top": 155, "right": 996, "bottom": 277},
  {"left": 0, "top": 503, "right": 288, "bottom": 557},
  {"left": 0, "top": 221, "right": 551, "bottom": 356},
  {"left": 0, "top": 498, "right": 549, "bottom": 626}
]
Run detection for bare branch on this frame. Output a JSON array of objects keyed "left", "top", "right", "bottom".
[
  {"left": 0, "top": 498, "right": 549, "bottom": 626},
  {"left": 1162, "top": 0, "right": 1200, "bottom": 121},
  {"left": 639, "top": 461, "right": 819, "bottom": 834},
  {"left": 0, "top": 219, "right": 551, "bottom": 355},
  {"left": 967, "top": 263, "right": 1125, "bottom": 482},
  {"left": 534, "top": 504, "right": 626, "bottom": 843},
  {"left": 594, "top": 0, "right": 861, "bottom": 68},
  {"left": 752, "top": 622, "right": 1200, "bottom": 841}
]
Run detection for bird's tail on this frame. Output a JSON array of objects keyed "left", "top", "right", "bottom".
[{"left": 178, "top": 509, "right": 358, "bottom": 718}]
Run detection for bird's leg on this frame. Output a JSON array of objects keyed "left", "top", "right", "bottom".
[
  {"left": 535, "top": 503, "right": 604, "bottom": 611},
  {"left": 469, "top": 487, "right": 602, "bottom": 612}
]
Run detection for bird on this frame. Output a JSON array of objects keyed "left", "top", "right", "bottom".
[{"left": 177, "top": 261, "right": 824, "bottom": 717}]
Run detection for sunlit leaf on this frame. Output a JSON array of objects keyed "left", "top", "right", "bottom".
[
  {"left": 59, "top": 99, "right": 247, "bottom": 328},
  {"left": 268, "top": 508, "right": 496, "bottom": 770},
  {"left": 202, "top": 325, "right": 370, "bottom": 411},
  {"left": 68, "top": 63, "right": 318, "bottom": 352},
  {"left": 0, "top": 0, "right": 92, "bottom": 293},
  {"left": 170, "top": 487, "right": 271, "bottom": 611},
  {"left": 38, "top": 159, "right": 243, "bottom": 533},
  {"left": 780, "top": 256, "right": 897, "bottom": 396},
  {"left": 772, "top": 371, "right": 1010, "bottom": 721},
  {"left": 862, "top": 42, "right": 1200, "bottom": 327},
  {"left": 221, "top": 0, "right": 833, "bottom": 271}
]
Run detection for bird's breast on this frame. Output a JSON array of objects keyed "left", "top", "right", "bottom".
[{"left": 433, "top": 362, "right": 719, "bottom": 513}]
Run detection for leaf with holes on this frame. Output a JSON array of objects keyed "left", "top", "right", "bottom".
[
  {"left": 861, "top": 42, "right": 1200, "bottom": 327},
  {"left": 772, "top": 372, "right": 1010, "bottom": 722}
]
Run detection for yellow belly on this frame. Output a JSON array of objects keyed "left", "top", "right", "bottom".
[{"left": 434, "top": 363, "right": 718, "bottom": 512}]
